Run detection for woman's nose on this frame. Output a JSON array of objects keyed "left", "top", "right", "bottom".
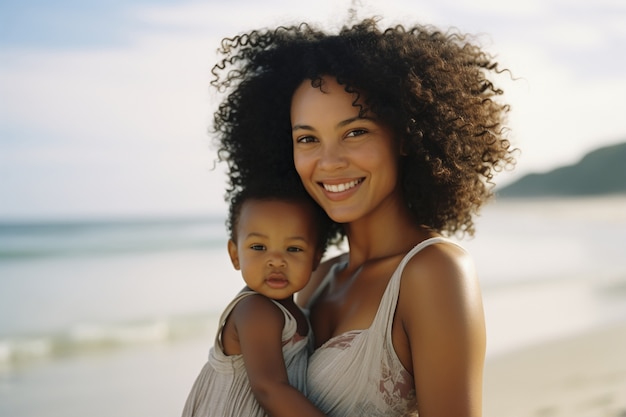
[{"left": 318, "top": 142, "right": 348, "bottom": 170}]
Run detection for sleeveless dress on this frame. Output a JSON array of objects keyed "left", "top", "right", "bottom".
[
  {"left": 181, "top": 290, "right": 311, "bottom": 417},
  {"left": 305, "top": 237, "right": 462, "bottom": 417}
]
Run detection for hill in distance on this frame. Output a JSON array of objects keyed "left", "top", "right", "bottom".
[{"left": 496, "top": 141, "right": 626, "bottom": 198}]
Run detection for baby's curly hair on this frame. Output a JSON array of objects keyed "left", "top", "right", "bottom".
[
  {"left": 227, "top": 178, "right": 335, "bottom": 256},
  {"left": 212, "top": 17, "right": 517, "bottom": 238}
]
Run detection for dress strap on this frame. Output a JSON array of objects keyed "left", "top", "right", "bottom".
[
  {"left": 372, "top": 237, "right": 466, "bottom": 338},
  {"left": 214, "top": 290, "right": 298, "bottom": 350}
]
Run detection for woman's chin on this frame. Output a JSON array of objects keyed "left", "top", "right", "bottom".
[{"left": 322, "top": 206, "right": 360, "bottom": 224}]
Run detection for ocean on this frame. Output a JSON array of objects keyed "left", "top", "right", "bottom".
[{"left": 1, "top": 196, "right": 625, "bottom": 417}]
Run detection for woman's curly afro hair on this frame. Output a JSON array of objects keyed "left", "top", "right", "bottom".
[{"left": 211, "top": 17, "right": 517, "bottom": 238}]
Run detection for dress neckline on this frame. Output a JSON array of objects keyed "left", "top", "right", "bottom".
[{"left": 312, "top": 237, "right": 457, "bottom": 349}]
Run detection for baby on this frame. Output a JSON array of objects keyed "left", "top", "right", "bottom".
[{"left": 181, "top": 183, "right": 333, "bottom": 417}]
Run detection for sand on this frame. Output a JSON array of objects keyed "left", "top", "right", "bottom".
[
  {"left": 2, "top": 320, "right": 625, "bottom": 417},
  {"left": 484, "top": 322, "right": 626, "bottom": 417}
]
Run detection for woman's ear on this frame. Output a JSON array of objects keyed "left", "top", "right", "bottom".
[{"left": 227, "top": 239, "right": 240, "bottom": 270}]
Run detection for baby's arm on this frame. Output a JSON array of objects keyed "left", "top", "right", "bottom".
[{"left": 230, "top": 294, "right": 326, "bottom": 417}]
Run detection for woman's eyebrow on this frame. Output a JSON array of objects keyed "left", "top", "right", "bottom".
[
  {"left": 337, "top": 115, "right": 364, "bottom": 128},
  {"left": 292, "top": 116, "right": 373, "bottom": 132},
  {"left": 291, "top": 123, "right": 314, "bottom": 132}
]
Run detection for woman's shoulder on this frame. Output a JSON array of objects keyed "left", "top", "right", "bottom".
[
  {"left": 296, "top": 252, "right": 346, "bottom": 307},
  {"left": 397, "top": 238, "right": 482, "bottom": 324},
  {"left": 396, "top": 240, "right": 486, "bottom": 414},
  {"left": 396, "top": 239, "right": 479, "bottom": 311},
  {"left": 401, "top": 239, "right": 475, "bottom": 286}
]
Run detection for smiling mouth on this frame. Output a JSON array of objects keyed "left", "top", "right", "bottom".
[{"left": 322, "top": 179, "right": 364, "bottom": 193}]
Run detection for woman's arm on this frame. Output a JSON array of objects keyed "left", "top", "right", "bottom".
[
  {"left": 399, "top": 243, "right": 486, "bottom": 417},
  {"left": 231, "top": 295, "right": 327, "bottom": 417}
]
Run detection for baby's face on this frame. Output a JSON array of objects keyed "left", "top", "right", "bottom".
[{"left": 228, "top": 199, "right": 320, "bottom": 300}]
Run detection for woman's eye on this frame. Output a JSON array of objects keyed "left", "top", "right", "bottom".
[
  {"left": 346, "top": 129, "right": 367, "bottom": 138},
  {"left": 287, "top": 246, "right": 304, "bottom": 252},
  {"left": 295, "top": 135, "right": 317, "bottom": 144},
  {"left": 250, "top": 244, "right": 265, "bottom": 251}
]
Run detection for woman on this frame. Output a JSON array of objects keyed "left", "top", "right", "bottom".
[{"left": 211, "top": 17, "right": 517, "bottom": 417}]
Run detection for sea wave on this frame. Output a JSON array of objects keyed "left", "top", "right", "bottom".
[
  {"left": 0, "top": 217, "right": 228, "bottom": 260},
  {"left": 0, "top": 313, "right": 219, "bottom": 366}
]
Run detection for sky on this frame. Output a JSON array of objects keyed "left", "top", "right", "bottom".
[{"left": 1, "top": 0, "right": 625, "bottom": 220}]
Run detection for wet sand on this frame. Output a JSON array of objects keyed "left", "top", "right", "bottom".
[
  {"left": 484, "top": 321, "right": 626, "bottom": 417},
  {"left": 2, "top": 320, "right": 625, "bottom": 417}
]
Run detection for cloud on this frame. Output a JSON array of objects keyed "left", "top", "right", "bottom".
[
  {"left": 132, "top": 0, "right": 356, "bottom": 33},
  {"left": 0, "top": 17, "right": 229, "bottom": 219},
  {"left": 1, "top": 33, "right": 212, "bottom": 140},
  {"left": 2, "top": 0, "right": 626, "bottom": 218},
  {"left": 492, "top": 39, "right": 626, "bottom": 177}
]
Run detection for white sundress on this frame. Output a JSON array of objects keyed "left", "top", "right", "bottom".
[
  {"left": 181, "top": 290, "right": 311, "bottom": 417},
  {"left": 305, "top": 237, "right": 464, "bottom": 417}
]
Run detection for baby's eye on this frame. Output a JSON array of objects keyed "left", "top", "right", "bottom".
[
  {"left": 249, "top": 244, "right": 266, "bottom": 251},
  {"left": 287, "top": 246, "right": 304, "bottom": 253},
  {"left": 346, "top": 129, "right": 367, "bottom": 137}
]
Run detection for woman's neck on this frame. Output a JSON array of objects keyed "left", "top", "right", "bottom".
[{"left": 342, "top": 197, "right": 435, "bottom": 270}]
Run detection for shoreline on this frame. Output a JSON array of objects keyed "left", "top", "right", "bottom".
[{"left": 2, "top": 318, "right": 625, "bottom": 417}]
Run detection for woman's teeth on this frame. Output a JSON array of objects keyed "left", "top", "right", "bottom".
[{"left": 323, "top": 179, "right": 362, "bottom": 193}]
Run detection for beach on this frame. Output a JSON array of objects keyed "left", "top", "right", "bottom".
[
  {"left": 2, "top": 316, "right": 625, "bottom": 417},
  {"left": 1, "top": 196, "right": 625, "bottom": 416},
  {"left": 484, "top": 321, "right": 626, "bottom": 417}
]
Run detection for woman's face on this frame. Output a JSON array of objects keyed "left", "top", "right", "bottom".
[{"left": 291, "top": 76, "right": 402, "bottom": 224}]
